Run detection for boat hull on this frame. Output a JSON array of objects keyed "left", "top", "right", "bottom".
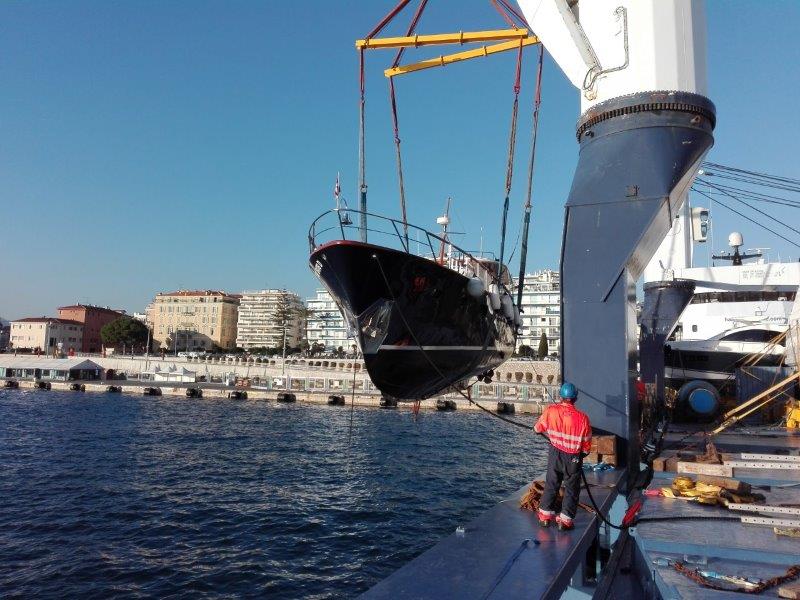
[
  {"left": 309, "top": 241, "right": 516, "bottom": 399},
  {"left": 664, "top": 346, "right": 783, "bottom": 387}
]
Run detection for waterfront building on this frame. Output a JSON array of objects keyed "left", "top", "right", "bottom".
[
  {"left": 0, "top": 356, "right": 103, "bottom": 380},
  {"left": 306, "top": 289, "right": 353, "bottom": 352},
  {"left": 236, "top": 289, "right": 304, "bottom": 350},
  {"left": 515, "top": 270, "right": 561, "bottom": 356},
  {"left": 149, "top": 290, "right": 240, "bottom": 351},
  {"left": 0, "top": 324, "right": 9, "bottom": 350},
  {"left": 9, "top": 317, "right": 84, "bottom": 354},
  {"left": 57, "top": 304, "right": 126, "bottom": 353}
]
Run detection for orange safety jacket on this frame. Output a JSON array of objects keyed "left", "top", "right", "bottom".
[{"left": 534, "top": 402, "right": 592, "bottom": 455}]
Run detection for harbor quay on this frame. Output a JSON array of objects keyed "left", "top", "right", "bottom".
[{"left": 1, "top": 355, "right": 560, "bottom": 413}]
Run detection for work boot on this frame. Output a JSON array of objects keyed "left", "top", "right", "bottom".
[
  {"left": 537, "top": 509, "right": 554, "bottom": 527},
  {"left": 556, "top": 514, "right": 574, "bottom": 531}
]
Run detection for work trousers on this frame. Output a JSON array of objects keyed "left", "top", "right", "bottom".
[{"left": 540, "top": 445, "right": 583, "bottom": 519}]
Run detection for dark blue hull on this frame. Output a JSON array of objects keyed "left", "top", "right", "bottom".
[{"left": 309, "top": 241, "right": 516, "bottom": 400}]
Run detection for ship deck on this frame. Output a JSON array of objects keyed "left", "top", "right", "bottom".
[
  {"left": 361, "top": 428, "right": 800, "bottom": 599},
  {"left": 599, "top": 427, "right": 800, "bottom": 599},
  {"left": 360, "top": 470, "right": 624, "bottom": 600}
]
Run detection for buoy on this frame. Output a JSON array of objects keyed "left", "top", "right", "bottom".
[
  {"left": 497, "top": 401, "right": 515, "bottom": 414},
  {"left": 380, "top": 396, "right": 398, "bottom": 408},
  {"left": 436, "top": 399, "right": 457, "bottom": 411}
]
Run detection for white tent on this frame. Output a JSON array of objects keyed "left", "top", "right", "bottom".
[{"left": 143, "top": 363, "right": 197, "bottom": 383}]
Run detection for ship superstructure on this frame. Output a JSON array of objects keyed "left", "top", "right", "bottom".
[{"left": 644, "top": 196, "right": 799, "bottom": 391}]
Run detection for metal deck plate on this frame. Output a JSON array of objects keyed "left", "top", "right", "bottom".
[
  {"left": 633, "top": 444, "right": 800, "bottom": 599},
  {"left": 360, "top": 470, "right": 623, "bottom": 600}
]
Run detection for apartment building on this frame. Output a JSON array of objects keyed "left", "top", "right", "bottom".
[
  {"left": 10, "top": 317, "right": 84, "bottom": 354},
  {"left": 148, "top": 290, "right": 239, "bottom": 351},
  {"left": 306, "top": 289, "right": 352, "bottom": 352},
  {"left": 57, "top": 304, "right": 125, "bottom": 352},
  {"left": 236, "top": 289, "right": 304, "bottom": 350},
  {"left": 515, "top": 269, "right": 561, "bottom": 355}
]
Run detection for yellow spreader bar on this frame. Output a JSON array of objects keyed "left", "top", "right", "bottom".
[
  {"left": 356, "top": 28, "right": 529, "bottom": 50},
  {"left": 384, "top": 36, "right": 540, "bottom": 78}
]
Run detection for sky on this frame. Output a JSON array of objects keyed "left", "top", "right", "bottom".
[{"left": 2, "top": 1, "right": 799, "bottom": 320}]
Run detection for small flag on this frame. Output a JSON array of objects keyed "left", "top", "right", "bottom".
[{"left": 334, "top": 172, "right": 341, "bottom": 201}]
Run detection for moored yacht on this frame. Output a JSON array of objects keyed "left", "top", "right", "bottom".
[
  {"left": 644, "top": 201, "right": 799, "bottom": 393},
  {"left": 665, "top": 322, "right": 786, "bottom": 388}
]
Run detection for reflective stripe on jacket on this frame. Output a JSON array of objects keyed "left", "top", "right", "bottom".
[{"left": 534, "top": 402, "right": 592, "bottom": 454}]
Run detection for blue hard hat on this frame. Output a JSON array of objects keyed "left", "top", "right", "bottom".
[{"left": 559, "top": 382, "right": 577, "bottom": 400}]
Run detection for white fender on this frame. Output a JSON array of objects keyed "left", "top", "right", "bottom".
[
  {"left": 489, "top": 292, "right": 501, "bottom": 311},
  {"left": 467, "top": 277, "right": 485, "bottom": 299},
  {"left": 501, "top": 294, "right": 514, "bottom": 320}
]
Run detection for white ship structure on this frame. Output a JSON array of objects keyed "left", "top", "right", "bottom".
[{"left": 644, "top": 199, "right": 799, "bottom": 390}]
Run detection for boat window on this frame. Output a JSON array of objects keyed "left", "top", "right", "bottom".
[
  {"left": 691, "top": 291, "right": 797, "bottom": 304},
  {"left": 719, "top": 329, "right": 783, "bottom": 344}
]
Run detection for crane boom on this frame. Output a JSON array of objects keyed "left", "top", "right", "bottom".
[{"left": 515, "top": 0, "right": 715, "bottom": 481}]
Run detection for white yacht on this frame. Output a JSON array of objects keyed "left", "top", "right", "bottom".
[
  {"left": 644, "top": 201, "right": 799, "bottom": 390},
  {"left": 664, "top": 322, "right": 786, "bottom": 386}
]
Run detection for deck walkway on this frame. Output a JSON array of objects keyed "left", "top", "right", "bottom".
[
  {"left": 361, "top": 470, "right": 623, "bottom": 600},
  {"left": 633, "top": 430, "right": 800, "bottom": 598}
]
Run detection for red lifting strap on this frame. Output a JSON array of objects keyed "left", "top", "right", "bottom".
[
  {"left": 391, "top": 0, "right": 428, "bottom": 69},
  {"left": 387, "top": 0, "right": 428, "bottom": 242},
  {"left": 364, "top": 0, "right": 413, "bottom": 41},
  {"left": 490, "top": 0, "right": 518, "bottom": 28}
]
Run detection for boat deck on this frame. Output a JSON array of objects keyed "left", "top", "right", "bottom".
[
  {"left": 362, "top": 428, "right": 800, "bottom": 599},
  {"left": 360, "top": 470, "right": 623, "bottom": 600},
  {"left": 626, "top": 428, "right": 800, "bottom": 599}
]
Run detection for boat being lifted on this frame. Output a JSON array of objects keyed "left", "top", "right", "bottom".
[
  {"left": 306, "top": 3, "right": 545, "bottom": 401},
  {"left": 308, "top": 208, "right": 519, "bottom": 400}
]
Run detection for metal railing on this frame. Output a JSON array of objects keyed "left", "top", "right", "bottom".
[{"left": 309, "top": 209, "right": 512, "bottom": 291}]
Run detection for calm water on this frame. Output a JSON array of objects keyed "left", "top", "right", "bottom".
[{"left": 0, "top": 389, "right": 548, "bottom": 599}]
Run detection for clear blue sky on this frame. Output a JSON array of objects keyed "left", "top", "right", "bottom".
[{"left": 2, "top": 1, "right": 799, "bottom": 320}]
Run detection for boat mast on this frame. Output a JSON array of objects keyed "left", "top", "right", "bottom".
[{"left": 437, "top": 197, "right": 452, "bottom": 264}]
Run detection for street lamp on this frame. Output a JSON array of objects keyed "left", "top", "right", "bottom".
[{"left": 281, "top": 322, "right": 287, "bottom": 376}]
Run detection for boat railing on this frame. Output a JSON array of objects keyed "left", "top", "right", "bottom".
[{"left": 309, "top": 209, "right": 512, "bottom": 292}]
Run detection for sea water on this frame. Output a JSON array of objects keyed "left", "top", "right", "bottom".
[{"left": 0, "top": 389, "right": 548, "bottom": 598}]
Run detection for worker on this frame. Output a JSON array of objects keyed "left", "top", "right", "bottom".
[{"left": 534, "top": 382, "right": 592, "bottom": 531}]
